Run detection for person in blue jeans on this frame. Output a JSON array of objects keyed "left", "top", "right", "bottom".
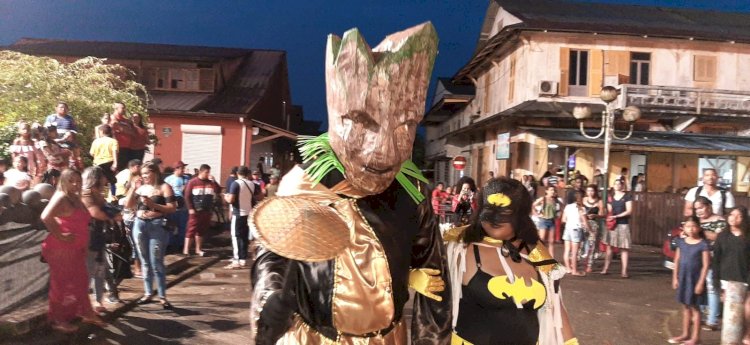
[
  {"left": 164, "top": 161, "right": 190, "bottom": 250},
  {"left": 124, "top": 161, "right": 176, "bottom": 309}
]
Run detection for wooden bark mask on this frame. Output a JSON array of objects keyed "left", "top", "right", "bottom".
[{"left": 325, "top": 22, "right": 438, "bottom": 195}]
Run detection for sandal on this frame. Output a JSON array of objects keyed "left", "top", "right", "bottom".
[
  {"left": 159, "top": 298, "right": 173, "bottom": 310},
  {"left": 136, "top": 295, "right": 153, "bottom": 305},
  {"left": 94, "top": 306, "right": 107, "bottom": 313},
  {"left": 621, "top": 274, "right": 630, "bottom": 279},
  {"left": 51, "top": 322, "right": 79, "bottom": 334},
  {"left": 600, "top": 270, "right": 609, "bottom": 275}
]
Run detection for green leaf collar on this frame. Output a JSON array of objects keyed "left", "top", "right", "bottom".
[{"left": 297, "top": 134, "right": 428, "bottom": 204}]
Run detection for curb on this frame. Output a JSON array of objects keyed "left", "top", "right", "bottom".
[{"left": 0, "top": 254, "right": 222, "bottom": 340}]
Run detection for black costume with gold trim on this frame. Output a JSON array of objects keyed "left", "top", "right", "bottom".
[{"left": 251, "top": 167, "right": 451, "bottom": 344}]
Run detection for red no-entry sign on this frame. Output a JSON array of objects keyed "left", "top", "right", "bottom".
[{"left": 453, "top": 156, "right": 467, "bottom": 170}]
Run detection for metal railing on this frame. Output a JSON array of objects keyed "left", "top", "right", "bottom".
[{"left": 619, "top": 84, "right": 750, "bottom": 117}]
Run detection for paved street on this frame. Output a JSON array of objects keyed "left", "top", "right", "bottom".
[
  {"left": 3, "top": 232, "right": 253, "bottom": 345},
  {"left": 2, "top": 237, "right": 724, "bottom": 345},
  {"left": 561, "top": 246, "right": 706, "bottom": 345}
]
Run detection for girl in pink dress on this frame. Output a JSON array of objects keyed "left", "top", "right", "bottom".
[
  {"left": 41, "top": 169, "right": 106, "bottom": 333},
  {"left": 9, "top": 121, "right": 43, "bottom": 183}
]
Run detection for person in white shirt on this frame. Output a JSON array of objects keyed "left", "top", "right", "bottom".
[
  {"left": 561, "top": 190, "right": 588, "bottom": 276},
  {"left": 684, "top": 168, "right": 735, "bottom": 217},
  {"left": 223, "top": 166, "right": 257, "bottom": 269},
  {"left": 3, "top": 156, "right": 32, "bottom": 191}
]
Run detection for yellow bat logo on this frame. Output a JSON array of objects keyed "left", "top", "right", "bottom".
[{"left": 487, "top": 275, "right": 546, "bottom": 309}]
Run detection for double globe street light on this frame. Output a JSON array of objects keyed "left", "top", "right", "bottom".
[{"left": 573, "top": 85, "right": 642, "bottom": 204}]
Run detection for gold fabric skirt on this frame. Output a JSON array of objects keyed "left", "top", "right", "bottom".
[{"left": 276, "top": 315, "right": 406, "bottom": 345}]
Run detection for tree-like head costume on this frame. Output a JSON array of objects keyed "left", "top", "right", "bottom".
[{"left": 305, "top": 23, "right": 437, "bottom": 197}]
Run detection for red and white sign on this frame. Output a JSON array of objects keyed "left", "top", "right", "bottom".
[{"left": 452, "top": 156, "right": 467, "bottom": 171}]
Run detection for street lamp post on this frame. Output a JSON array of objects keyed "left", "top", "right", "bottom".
[{"left": 573, "top": 86, "right": 641, "bottom": 205}]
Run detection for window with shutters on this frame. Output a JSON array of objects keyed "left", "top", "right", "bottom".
[
  {"left": 693, "top": 55, "right": 717, "bottom": 82},
  {"left": 508, "top": 55, "right": 516, "bottom": 102},
  {"left": 568, "top": 50, "right": 589, "bottom": 96},
  {"left": 629, "top": 52, "right": 650, "bottom": 85},
  {"left": 142, "top": 67, "right": 214, "bottom": 92}
]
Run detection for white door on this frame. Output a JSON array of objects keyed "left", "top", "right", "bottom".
[{"left": 181, "top": 125, "right": 222, "bottom": 182}]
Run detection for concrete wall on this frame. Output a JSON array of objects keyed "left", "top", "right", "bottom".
[
  {"left": 150, "top": 115, "right": 251, "bottom": 181},
  {"left": 0, "top": 204, "right": 49, "bottom": 315}
]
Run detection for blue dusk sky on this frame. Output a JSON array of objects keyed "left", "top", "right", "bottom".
[{"left": 1, "top": 0, "right": 749, "bottom": 128}]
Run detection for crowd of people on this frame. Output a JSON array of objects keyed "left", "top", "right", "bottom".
[
  {"left": 1, "top": 101, "right": 282, "bottom": 334},
  {"left": 669, "top": 169, "right": 750, "bottom": 345},
  {"left": 431, "top": 166, "right": 750, "bottom": 345},
  {"left": 432, "top": 169, "right": 634, "bottom": 278}
]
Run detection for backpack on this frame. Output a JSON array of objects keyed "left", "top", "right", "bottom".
[
  {"left": 238, "top": 179, "right": 261, "bottom": 207},
  {"left": 694, "top": 185, "right": 727, "bottom": 213}
]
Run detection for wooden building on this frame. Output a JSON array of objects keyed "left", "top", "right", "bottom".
[
  {"left": 425, "top": 0, "right": 750, "bottom": 194},
  {"left": 6, "top": 38, "right": 306, "bottom": 182}
]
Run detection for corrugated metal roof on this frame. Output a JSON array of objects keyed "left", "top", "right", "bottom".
[
  {"left": 3, "top": 39, "right": 290, "bottom": 116},
  {"left": 199, "top": 51, "right": 285, "bottom": 114},
  {"left": 499, "top": 0, "right": 750, "bottom": 42},
  {"left": 458, "top": 0, "right": 750, "bottom": 79},
  {"left": 3, "top": 38, "right": 277, "bottom": 62},
  {"left": 148, "top": 92, "right": 212, "bottom": 112}
]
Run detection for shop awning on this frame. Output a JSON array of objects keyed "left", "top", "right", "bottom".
[
  {"left": 252, "top": 120, "right": 298, "bottom": 145},
  {"left": 522, "top": 127, "right": 750, "bottom": 156}
]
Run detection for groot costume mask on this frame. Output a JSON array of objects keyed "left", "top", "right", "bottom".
[{"left": 325, "top": 24, "right": 436, "bottom": 195}]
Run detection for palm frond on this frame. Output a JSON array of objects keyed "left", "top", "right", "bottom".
[
  {"left": 396, "top": 160, "right": 427, "bottom": 204},
  {"left": 297, "top": 133, "right": 344, "bottom": 185}
]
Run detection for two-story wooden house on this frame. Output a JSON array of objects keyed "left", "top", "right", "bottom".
[
  {"left": 426, "top": 0, "right": 750, "bottom": 194},
  {"left": 5, "top": 38, "right": 304, "bottom": 182}
]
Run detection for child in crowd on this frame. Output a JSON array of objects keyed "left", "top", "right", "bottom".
[
  {"left": 3, "top": 156, "right": 32, "bottom": 191},
  {"left": 670, "top": 216, "right": 710, "bottom": 345}
]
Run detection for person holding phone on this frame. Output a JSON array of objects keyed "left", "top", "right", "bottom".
[{"left": 124, "top": 161, "right": 176, "bottom": 309}]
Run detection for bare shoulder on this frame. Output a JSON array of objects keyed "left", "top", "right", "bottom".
[{"left": 160, "top": 182, "right": 174, "bottom": 195}]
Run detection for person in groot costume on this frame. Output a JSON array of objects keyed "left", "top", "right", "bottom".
[{"left": 249, "top": 22, "right": 451, "bottom": 344}]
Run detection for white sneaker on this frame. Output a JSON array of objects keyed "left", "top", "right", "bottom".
[{"left": 224, "top": 262, "right": 242, "bottom": 270}]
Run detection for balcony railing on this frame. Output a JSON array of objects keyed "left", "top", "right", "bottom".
[{"left": 619, "top": 84, "right": 750, "bottom": 117}]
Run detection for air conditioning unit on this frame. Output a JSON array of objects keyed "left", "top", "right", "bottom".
[{"left": 538, "top": 80, "right": 558, "bottom": 96}]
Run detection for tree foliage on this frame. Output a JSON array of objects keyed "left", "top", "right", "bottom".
[{"left": 0, "top": 51, "right": 149, "bottom": 161}]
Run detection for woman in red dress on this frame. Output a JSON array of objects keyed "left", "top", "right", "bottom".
[{"left": 41, "top": 169, "right": 106, "bottom": 333}]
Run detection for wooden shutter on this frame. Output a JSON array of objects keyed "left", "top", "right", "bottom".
[
  {"left": 508, "top": 54, "right": 516, "bottom": 102},
  {"left": 483, "top": 73, "right": 491, "bottom": 113},
  {"left": 604, "top": 50, "right": 631, "bottom": 83},
  {"left": 589, "top": 49, "right": 603, "bottom": 96},
  {"left": 694, "top": 55, "right": 717, "bottom": 82},
  {"left": 199, "top": 68, "right": 214, "bottom": 91},
  {"left": 141, "top": 68, "right": 157, "bottom": 89},
  {"left": 559, "top": 48, "right": 570, "bottom": 96}
]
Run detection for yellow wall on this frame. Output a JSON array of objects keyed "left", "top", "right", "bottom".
[
  {"left": 608, "top": 151, "right": 630, "bottom": 186},
  {"left": 647, "top": 152, "right": 672, "bottom": 192},
  {"left": 674, "top": 154, "right": 699, "bottom": 191},
  {"left": 574, "top": 148, "right": 596, "bottom": 183},
  {"left": 736, "top": 156, "right": 750, "bottom": 194}
]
